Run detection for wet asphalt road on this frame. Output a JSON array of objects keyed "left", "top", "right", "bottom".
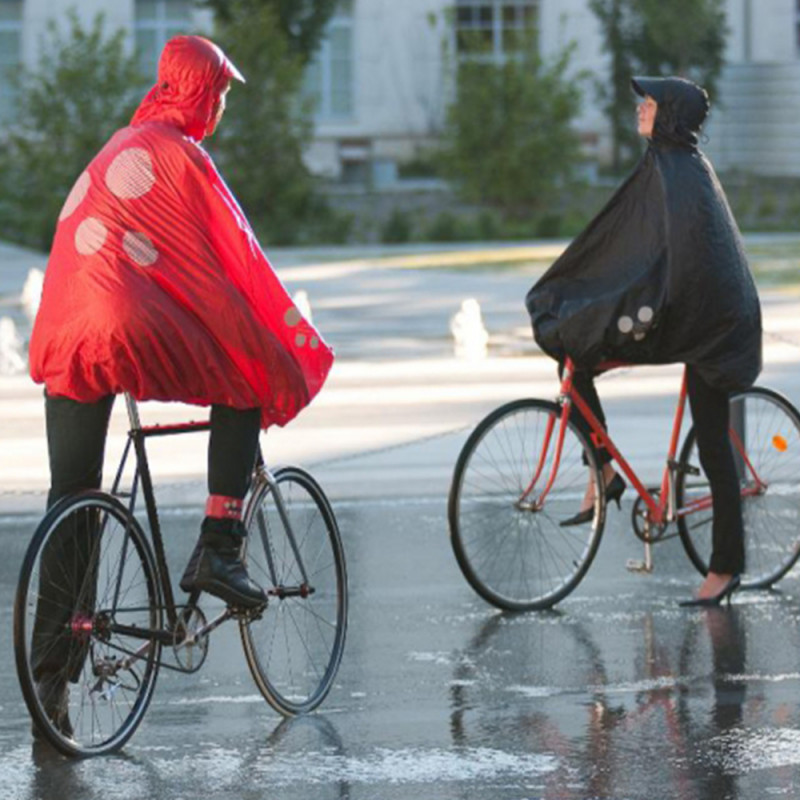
[{"left": 2, "top": 495, "right": 800, "bottom": 799}]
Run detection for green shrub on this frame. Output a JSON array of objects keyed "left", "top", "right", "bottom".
[
  {"left": 381, "top": 209, "right": 413, "bottom": 243},
  {"left": 535, "top": 213, "right": 563, "bottom": 238},
  {"left": 425, "top": 211, "right": 460, "bottom": 242}
]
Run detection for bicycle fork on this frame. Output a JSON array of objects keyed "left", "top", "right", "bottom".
[{"left": 516, "top": 397, "right": 570, "bottom": 512}]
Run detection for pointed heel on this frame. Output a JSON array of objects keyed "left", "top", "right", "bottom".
[
  {"left": 679, "top": 574, "right": 741, "bottom": 607},
  {"left": 560, "top": 508, "right": 594, "bottom": 527},
  {"left": 560, "top": 473, "right": 626, "bottom": 526}
]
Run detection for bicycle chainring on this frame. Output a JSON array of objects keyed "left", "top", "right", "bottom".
[
  {"left": 631, "top": 491, "right": 667, "bottom": 543},
  {"left": 172, "top": 606, "right": 210, "bottom": 673}
]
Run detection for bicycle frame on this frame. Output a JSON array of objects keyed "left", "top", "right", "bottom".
[
  {"left": 104, "top": 394, "right": 309, "bottom": 654},
  {"left": 519, "top": 357, "right": 766, "bottom": 532},
  {"left": 108, "top": 394, "right": 211, "bottom": 634}
]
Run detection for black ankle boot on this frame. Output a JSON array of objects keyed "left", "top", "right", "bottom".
[
  {"left": 179, "top": 538, "right": 204, "bottom": 593},
  {"left": 192, "top": 518, "right": 266, "bottom": 609}
]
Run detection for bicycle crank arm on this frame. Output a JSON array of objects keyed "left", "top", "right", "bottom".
[{"left": 184, "top": 608, "right": 235, "bottom": 642}]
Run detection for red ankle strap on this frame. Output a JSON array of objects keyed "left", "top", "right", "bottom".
[{"left": 205, "top": 495, "right": 243, "bottom": 520}]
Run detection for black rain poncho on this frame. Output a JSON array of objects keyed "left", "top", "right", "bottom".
[{"left": 525, "top": 77, "right": 762, "bottom": 392}]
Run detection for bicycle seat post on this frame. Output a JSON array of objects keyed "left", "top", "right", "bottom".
[{"left": 124, "top": 393, "right": 142, "bottom": 432}]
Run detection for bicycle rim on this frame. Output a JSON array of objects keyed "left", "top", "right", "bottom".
[
  {"left": 677, "top": 387, "right": 800, "bottom": 588},
  {"left": 449, "top": 398, "right": 605, "bottom": 610},
  {"left": 14, "top": 492, "right": 162, "bottom": 757},
  {"left": 241, "top": 467, "right": 347, "bottom": 714}
]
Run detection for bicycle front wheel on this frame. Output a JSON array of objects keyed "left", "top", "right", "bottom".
[
  {"left": 242, "top": 466, "right": 347, "bottom": 715},
  {"left": 677, "top": 386, "right": 800, "bottom": 588},
  {"left": 14, "top": 492, "right": 162, "bottom": 757},
  {"left": 448, "top": 398, "right": 606, "bottom": 611}
]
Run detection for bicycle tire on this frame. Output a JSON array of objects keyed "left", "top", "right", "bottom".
[
  {"left": 241, "top": 466, "right": 348, "bottom": 715},
  {"left": 448, "top": 398, "right": 606, "bottom": 611},
  {"left": 677, "top": 386, "right": 800, "bottom": 589},
  {"left": 14, "top": 491, "right": 162, "bottom": 757}
]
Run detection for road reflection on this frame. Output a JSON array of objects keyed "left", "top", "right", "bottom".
[{"left": 447, "top": 601, "right": 798, "bottom": 799}]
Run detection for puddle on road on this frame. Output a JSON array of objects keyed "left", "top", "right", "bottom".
[
  {"left": 708, "top": 728, "right": 800, "bottom": 773},
  {"left": 246, "top": 745, "right": 558, "bottom": 786}
]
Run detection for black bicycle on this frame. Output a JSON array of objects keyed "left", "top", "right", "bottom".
[{"left": 14, "top": 394, "right": 348, "bottom": 757}]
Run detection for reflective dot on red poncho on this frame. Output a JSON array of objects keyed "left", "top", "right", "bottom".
[
  {"left": 123, "top": 230, "right": 159, "bottom": 266},
  {"left": 75, "top": 217, "right": 107, "bottom": 255},
  {"left": 284, "top": 307, "right": 302, "bottom": 327},
  {"left": 59, "top": 172, "right": 91, "bottom": 221},
  {"left": 106, "top": 148, "right": 156, "bottom": 199}
]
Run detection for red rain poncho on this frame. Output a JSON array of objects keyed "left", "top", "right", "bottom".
[{"left": 29, "top": 36, "right": 332, "bottom": 428}]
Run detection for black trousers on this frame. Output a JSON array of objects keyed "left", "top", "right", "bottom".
[
  {"left": 32, "top": 394, "right": 261, "bottom": 679},
  {"left": 562, "top": 366, "right": 613, "bottom": 466},
  {"left": 44, "top": 394, "right": 261, "bottom": 505},
  {"left": 566, "top": 365, "right": 745, "bottom": 575}
]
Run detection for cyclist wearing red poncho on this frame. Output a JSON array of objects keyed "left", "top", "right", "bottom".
[
  {"left": 31, "top": 35, "right": 331, "bottom": 426},
  {"left": 28, "top": 37, "right": 331, "bottom": 727}
]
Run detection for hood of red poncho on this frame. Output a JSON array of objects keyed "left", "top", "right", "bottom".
[{"left": 131, "top": 35, "right": 245, "bottom": 141}]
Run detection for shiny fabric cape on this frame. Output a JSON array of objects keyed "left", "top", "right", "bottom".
[
  {"left": 525, "top": 146, "right": 762, "bottom": 392},
  {"left": 29, "top": 120, "right": 333, "bottom": 428}
]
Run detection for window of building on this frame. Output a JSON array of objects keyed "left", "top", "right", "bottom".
[
  {"left": 455, "top": 0, "right": 539, "bottom": 59},
  {"left": 0, "top": 0, "right": 23, "bottom": 123},
  {"left": 134, "top": 0, "right": 193, "bottom": 80},
  {"left": 304, "top": 0, "right": 354, "bottom": 120}
]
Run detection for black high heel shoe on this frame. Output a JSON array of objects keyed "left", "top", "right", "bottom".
[
  {"left": 560, "top": 474, "right": 626, "bottom": 527},
  {"left": 679, "top": 574, "right": 741, "bottom": 607}
]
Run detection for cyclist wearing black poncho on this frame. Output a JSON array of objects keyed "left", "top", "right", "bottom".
[{"left": 525, "top": 76, "right": 762, "bottom": 604}]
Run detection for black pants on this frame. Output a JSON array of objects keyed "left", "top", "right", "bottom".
[
  {"left": 32, "top": 394, "right": 261, "bottom": 679},
  {"left": 562, "top": 366, "right": 613, "bottom": 466},
  {"left": 565, "top": 365, "right": 745, "bottom": 575},
  {"left": 44, "top": 394, "right": 261, "bottom": 504}
]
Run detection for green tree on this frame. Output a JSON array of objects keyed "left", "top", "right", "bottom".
[
  {"left": 208, "top": 0, "right": 347, "bottom": 244},
  {"left": 590, "top": 0, "right": 728, "bottom": 172},
  {"left": 632, "top": 0, "right": 727, "bottom": 84},
  {"left": 0, "top": 12, "right": 143, "bottom": 250},
  {"left": 440, "top": 45, "right": 583, "bottom": 219},
  {"left": 201, "top": 0, "right": 339, "bottom": 64},
  {"left": 589, "top": 0, "right": 637, "bottom": 172}
]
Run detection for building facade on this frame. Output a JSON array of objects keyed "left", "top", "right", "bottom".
[{"left": 2, "top": 0, "right": 800, "bottom": 177}]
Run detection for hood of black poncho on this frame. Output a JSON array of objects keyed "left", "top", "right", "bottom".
[{"left": 632, "top": 76, "right": 710, "bottom": 150}]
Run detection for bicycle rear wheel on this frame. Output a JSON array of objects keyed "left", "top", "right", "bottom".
[
  {"left": 677, "top": 386, "right": 800, "bottom": 588},
  {"left": 241, "top": 466, "right": 347, "bottom": 715},
  {"left": 448, "top": 398, "right": 606, "bottom": 611},
  {"left": 14, "top": 492, "right": 162, "bottom": 757}
]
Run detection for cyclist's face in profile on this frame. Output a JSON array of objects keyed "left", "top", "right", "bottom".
[
  {"left": 208, "top": 81, "right": 232, "bottom": 135},
  {"left": 637, "top": 95, "right": 658, "bottom": 138}
]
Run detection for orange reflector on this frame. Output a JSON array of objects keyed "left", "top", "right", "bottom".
[{"left": 773, "top": 435, "right": 788, "bottom": 452}]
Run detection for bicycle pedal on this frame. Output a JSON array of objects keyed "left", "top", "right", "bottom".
[{"left": 625, "top": 558, "right": 653, "bottom": 573}]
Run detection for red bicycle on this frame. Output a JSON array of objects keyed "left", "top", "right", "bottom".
[{"left": 449, "top": 357, "right": 800, "bottom": 610}]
